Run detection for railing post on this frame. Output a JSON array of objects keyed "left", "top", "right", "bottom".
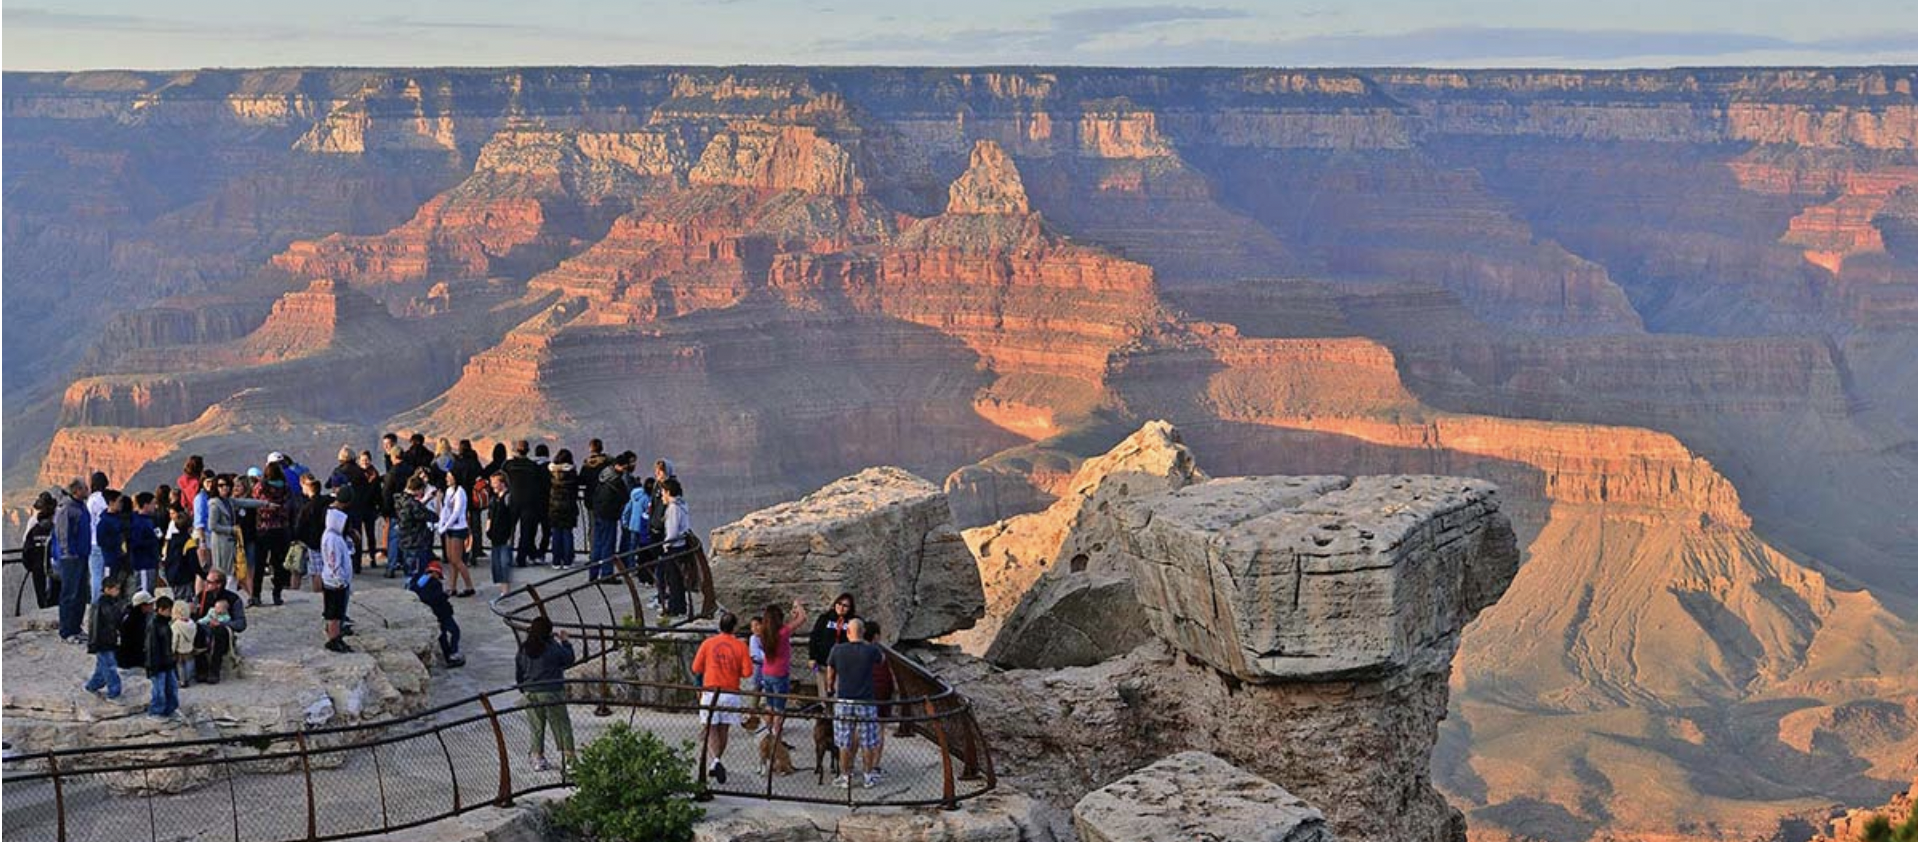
[
  {"left": 38, "top": 753, "right": 69, "bottom": 842},
  {"left": 924, "top": 699, "right": 958, "bottom": 810},
  {"left": 477, "top": 692, "right": 513, "bottom": 806},
  {"left": 695, "top": 688, "right": 716, "bottom": 801},
  {"left": 524, "top": 583, "right": 549, "bottom": 620},
  {"left": 295, "top": 730, "right": 318, "bottom": 840}
]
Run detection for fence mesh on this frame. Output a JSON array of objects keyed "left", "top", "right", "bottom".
[{"left": 3, "top": 538, "right": 995, "bottom": 842}]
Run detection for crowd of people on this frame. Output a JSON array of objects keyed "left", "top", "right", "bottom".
[
  {"left": 21, "top": 436, "right": 912, "bottom": 791},
  {"left": 18, "top": 434, "right": 695, "bottom": 714}
]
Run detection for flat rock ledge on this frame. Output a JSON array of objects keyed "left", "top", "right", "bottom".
[{"left": 1073, "top": 751, "right": 1334, "bottom": 842}]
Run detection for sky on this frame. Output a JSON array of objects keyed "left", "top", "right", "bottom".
[{"left": 4, "top": 0, "right": 1917, "bottom": 71}]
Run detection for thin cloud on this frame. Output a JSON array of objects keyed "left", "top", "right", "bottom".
[
  {"left": 813, "top": 4, "right": 1250, "bottom": 58},
  {"left": 814, "top": 21, "right": 1918, "bottom": 65}
]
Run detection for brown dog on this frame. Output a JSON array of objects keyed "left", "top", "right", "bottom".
[
  {"left": 800, "top": 703, "right": 840, "bottom": 784},
  {"left": 758, "top": 732, "right": 797, "bottom": 776}
]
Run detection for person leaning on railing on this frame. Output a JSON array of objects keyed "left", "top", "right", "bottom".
[{"left": 516, "top": 616, "right": 577, "bottom": 772}]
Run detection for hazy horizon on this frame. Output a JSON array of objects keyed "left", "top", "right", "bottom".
[{"left": 6, "top": 0, "right": 1917, "bottom": 72}]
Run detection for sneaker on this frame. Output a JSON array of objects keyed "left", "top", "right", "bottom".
[
  {"left": 710, "top": 761, "right": 727, "bottom": 784},
  {"left": 384, "top": 569, "right": 396, "bottom": 579},
  {"left": 870, "top": 767, "right": 886, "bottom": 781},
  {"left": 863, "top": 772, "right": 879, "bottom": 789},
  {"left": 831, "top": 775, "right": 851, "bottom": 789},
  {"left": 531, "top": 756, "right": 552, "bottom": 772}
]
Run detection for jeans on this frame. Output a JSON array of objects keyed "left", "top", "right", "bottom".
[
  {"left": 432, "top": 606, "right": 461, "bottom": 660},
  {"left": 525, "top": 691, "right": 575, "bottom": 756},
  {"left": 85, "top": 651, "right": 121, "bottom": 697},
  {"left": 408, "top": 548, "right": 435, "bottom": 576},
  {"left": 385, "top": 521, "right": 403, "bottom": 573},
  {"left": 134, "top": 569, "right": 156, "bottom": 595},
  {"left": 514, "top": 507, "right": 543, "bottom": 566},
  {"left": 489, "top": 544, "right": 514, "bottom": 586},
  {"left": 658, "top": 545, "right": 687, "bottom": 617},
  {"left": 58, "top": 556, "right": 89, "bottom": 638},
  {"left": 591, "top": 519, "right": 619, "bottom": 579},
  {"left": 87, "top": 546, "right": 106, "bottom": 605},
  {"left": 252, "top": 530, "right": 290, "bottom": 603},
  {"left": 148, "top": 668, "right": 179, "bottom": 716},
  {"left": 551, "top": 528, "right": 575, "bottom": 568}
]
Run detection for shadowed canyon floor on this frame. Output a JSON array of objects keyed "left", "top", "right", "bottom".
[{"left": 6, "top": 66, "right": 1918, "bottom": 841}]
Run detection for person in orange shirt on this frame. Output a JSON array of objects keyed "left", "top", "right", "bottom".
[{"left": 691, "top": 612, "right": 753, "bottom": 784}]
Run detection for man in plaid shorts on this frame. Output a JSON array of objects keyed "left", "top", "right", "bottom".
[{"left": 824, "top": 617, "right": 885, "bottom": 789}]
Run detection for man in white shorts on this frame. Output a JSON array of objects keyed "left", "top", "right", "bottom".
[{"left": 691, "top": 612, "right": 753, "bottom": 784}]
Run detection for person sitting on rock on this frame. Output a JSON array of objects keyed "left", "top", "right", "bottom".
[
  {"left": 82, "top": 577, "right": 126, "bottom": 699},
  {"left": 171, "top": 599, "right": 201, "bottom": 688},
  {"left": 116, "top": 589, "right": 153, "bottom": 678},
  {"left": 193, "top": 570, "right": 248, "bottom": 684},
  {"left": 406, "top": 561, "right": 464, "bottom": 668}
]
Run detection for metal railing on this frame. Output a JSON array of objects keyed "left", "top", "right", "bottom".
[{"left": 0, "top": 536, "right": 998, "bottom": 842}]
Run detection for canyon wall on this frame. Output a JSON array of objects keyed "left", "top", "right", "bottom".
[{"left": 8, "top": 65, "right": 1917, "bottom": 842}]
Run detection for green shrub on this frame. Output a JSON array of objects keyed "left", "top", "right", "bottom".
[
  {"left": 553, "top": 722, "right": 704, "bottom": 842},
  {"left": 1859, "top": 811, "right": 1918, "bottom": 842}
]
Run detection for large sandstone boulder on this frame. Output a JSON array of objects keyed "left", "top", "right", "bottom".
[
  {"left": 1122, "top": 475, "right": 1520, "bottom": 681},
  {"left": 710, "top": 467, "right": 984, "bottom": 643},
  {"left": 1073, "top": 751, "right": 1333, "bottom": 842},
  {"left": 934, "top": 471, "right": 1523, "bottom": 842},
  {"left": 953, "top": 421, "right": 1205, "bottom": 667}
]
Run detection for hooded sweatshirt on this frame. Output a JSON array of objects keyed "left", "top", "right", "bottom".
[{"left": 321, "top": 507, "right": 354, "bottom": 590}]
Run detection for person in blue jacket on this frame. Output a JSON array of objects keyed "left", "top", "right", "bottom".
[
  {"left": 95, "top": 492, "right": 130, "bottom": 594},
  {"left": 53, "top": 480, "right": 93, "bottom": 642},
  {"left": 407, "top": 561, "right": 464, "bottom": 668},
  {"left": 128, "top": 492, "right": 162, "bottom": 596}
]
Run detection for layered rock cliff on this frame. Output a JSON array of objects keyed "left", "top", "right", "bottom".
[{"left": 9, "top": 65, "right": 1918, "bottom": 842}]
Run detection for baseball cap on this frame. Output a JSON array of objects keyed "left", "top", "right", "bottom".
[{"left": 268, "top": 452, "right": 286, "bottom": 464}]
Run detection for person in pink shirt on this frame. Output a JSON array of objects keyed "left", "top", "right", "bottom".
[{"left": 757, "top": 599, "right": 807, "bottom": 747}]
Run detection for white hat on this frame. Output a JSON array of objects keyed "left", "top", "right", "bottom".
[
  {"left": 130, "top": 591, "right": 154, "bottom": 606},
  {"left": 267, "top": 451, "right": 286, "bottom": 464}
]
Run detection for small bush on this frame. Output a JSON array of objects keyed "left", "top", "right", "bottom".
[
  {"left": 1859, "top": 811, "right": 1918, "bottom": 842},
  {"left": 553, "top": 722, "right": 703, "bottom": 842}
]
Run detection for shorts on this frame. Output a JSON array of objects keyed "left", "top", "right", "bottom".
[
  {"left": 760, "top": 674, "right": 791, "bottom": 712},
  {"left": 833, "top": 702, "right": 880, "bottom": 749},
  {"left": 321, "top": 587, "right": 348, "bottom": 621},
  {"left": 443, "top": 528, "right": 470, "bottom": 540},
  {"left": 698, "top": 691, "right": 742, "bottom": 726}
]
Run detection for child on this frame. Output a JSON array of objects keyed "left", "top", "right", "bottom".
[
  {"left": 83, "top": 578, "right": 126, "bottom": 699},
  {"left": 320, "top": 497, "right": 354, "bottom": 653},
  {"left": 144, "top": 595, "right": 179, "bottom": 718},
  {"left": 484, "top": 473, "right": 514, "bottom": 599},
  {"left": 171, "top": 600, "right": 200, "bottom": 688},
  {"left": 406, "top": 561, "right": 464, "bottom": 667},
  {"left": 129, "top": 493, "right": 161, "bottom": 595}
]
